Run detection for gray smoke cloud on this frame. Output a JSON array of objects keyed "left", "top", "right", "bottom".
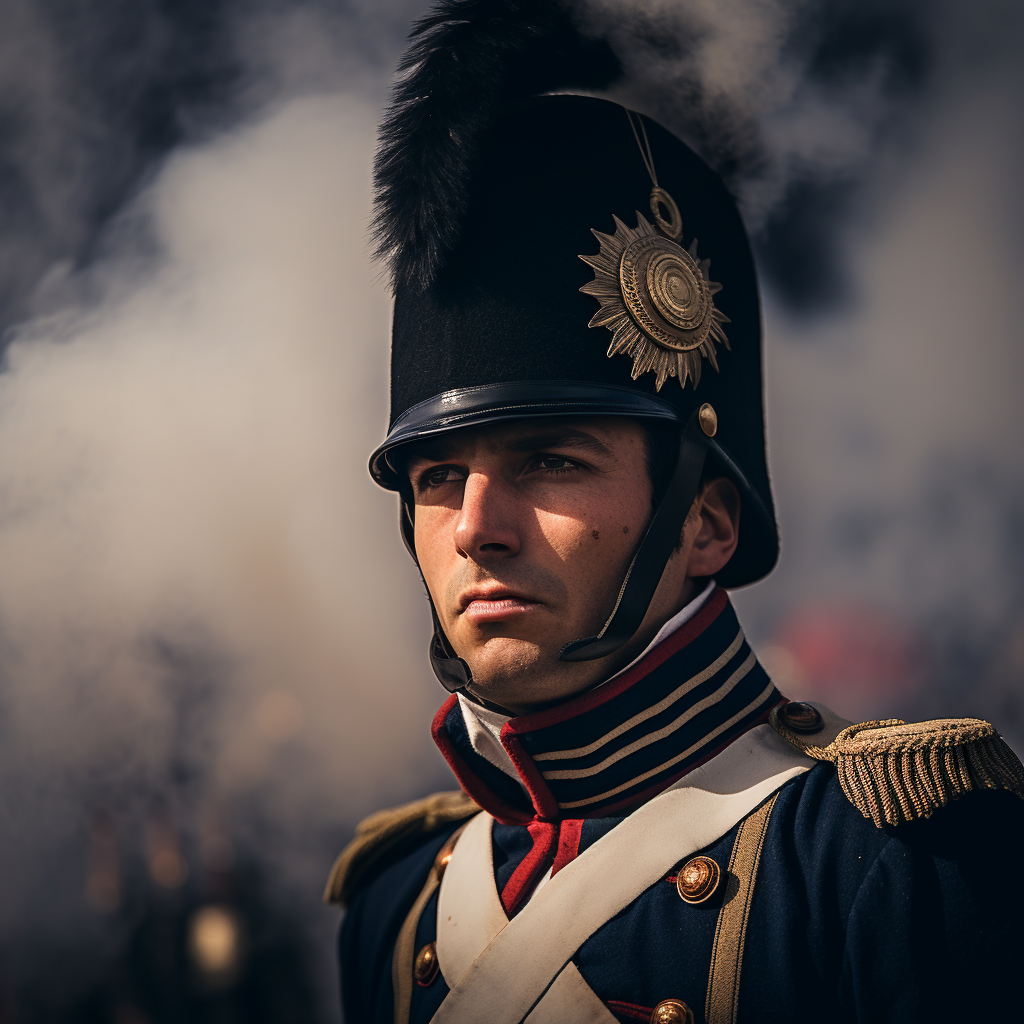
[
  {"left": 0, "top": 4, "right": 448, "bottom": 1014},
  {"left": 0, "top": 91, "right": 451, "bottom": 1009},
  {"left": 0, "top": 0, "right": 1021, "bottom": 1017}
]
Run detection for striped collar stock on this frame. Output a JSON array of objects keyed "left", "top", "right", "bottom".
[{"left": 432, "top": 589, "right": 783, "bottom": 823}]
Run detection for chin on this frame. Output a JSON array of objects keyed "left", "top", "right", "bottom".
[
  {"left": 466, "top": 634, "right": 542, "bottom": 677},
  {"left": 461, "top": 634, "right": 593, "bottom": 712},
  {"left": 460, "top": 635, "right": 547, "bottom": 697}
]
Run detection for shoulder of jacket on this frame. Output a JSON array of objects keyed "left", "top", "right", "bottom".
[
  {"left": 769, "top": 701, "right": 1024, "bottom": 828},
  {"left": 323, "top": 789, "right": 480, "bottom": 907}
]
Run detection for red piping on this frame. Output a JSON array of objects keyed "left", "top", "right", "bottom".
[
  {"left": 550, "top": 819, "right": 584, "bottom": 877},
  {"left": 431, "top": 697, "right": 533, "bottom": 826},
  {"left": 500, "top": 819, "right": 558, "bottom": 916}
]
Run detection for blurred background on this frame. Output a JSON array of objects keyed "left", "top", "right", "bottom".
[{"left": 0, "top": 0, "right": 1020, "bottom": 1020}]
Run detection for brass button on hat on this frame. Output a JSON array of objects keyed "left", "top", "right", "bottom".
[
  {"left": 650, "top": 998, "right": 694, "bottom": 1024},
  {"left": 413, "top": 942, "right": 440, "bottom": 987},
  {"left": 777, "top": 701, "right": 823, "bottom": 734},
  {"left": 675, "top": 855, "right": 720, "bottom": 904},
  {"left": 698, "top": 403, "right": 717, "bottom": 437}
]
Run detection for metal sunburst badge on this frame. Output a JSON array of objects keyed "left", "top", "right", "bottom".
[{"left": 579, "top": 189, "right": 730, "bottom": 391}]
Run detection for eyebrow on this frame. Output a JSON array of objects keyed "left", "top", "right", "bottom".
[
  {"left": 501, "top": 429, "right": 612, "bottom": 457},
  {"left": 404, "top": 426, "right": 613, "bottom": 468}
]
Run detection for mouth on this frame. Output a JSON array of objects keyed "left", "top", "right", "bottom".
[{"left": 457, "top": 586, "right": 541, "bottom": 624}]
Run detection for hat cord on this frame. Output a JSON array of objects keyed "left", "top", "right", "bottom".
[{"left": 626, "top": 108, "right": 658, "bottom": 187}]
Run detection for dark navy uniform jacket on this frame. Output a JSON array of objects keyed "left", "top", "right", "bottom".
[{"left": 338, "top": 591, "right": 1024, "bottom": 1022}]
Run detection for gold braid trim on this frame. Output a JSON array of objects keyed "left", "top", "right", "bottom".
[
  {"left": 770, "top": 709, "right": 1024, "bottom": 828},
  {"left": 323, "top": 790, "right": 480, "bottom": 906}
]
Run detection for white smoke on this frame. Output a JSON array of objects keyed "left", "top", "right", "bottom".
[
  {"left": 0, "top": 91, "right": 449, "bottom": 1009},
  {"left": 587, "top": 0, "right": 923, "bottom": 231}
]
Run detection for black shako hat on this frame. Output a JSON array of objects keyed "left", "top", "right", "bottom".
[{"left": 368, "top": 0, "right": 778, "bottom": 692}]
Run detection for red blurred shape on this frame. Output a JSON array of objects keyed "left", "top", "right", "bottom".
[{"left": 774, "top": 604, "right": 924, "bottom": 702}]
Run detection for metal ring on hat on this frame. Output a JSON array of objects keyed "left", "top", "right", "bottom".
[{"left": 650, "top": 186, "right": 683, "bottom": 241}]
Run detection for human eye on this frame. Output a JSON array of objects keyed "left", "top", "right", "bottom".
[
  {"left": 418, "top": 465, "right": 465, "bottom": 490},
  {"left": 529, "top": 454, "right": 581, "bottom": 475}
]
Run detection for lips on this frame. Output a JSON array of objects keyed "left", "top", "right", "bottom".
[{"left": 457, "top": 586, "right": 540, "bottom": 623}]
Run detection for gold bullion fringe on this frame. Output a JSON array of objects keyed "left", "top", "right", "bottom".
[
  {"left": 771, "top": 713, "right": 1024, "bottom": 828},
  {"left": 324, "top": 790, "right": 480, "bottom": 906}
]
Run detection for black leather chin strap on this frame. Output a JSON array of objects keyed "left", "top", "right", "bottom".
[
  {"left": 400, "top": 407, "right": 709, "bottom": 695},
  {"left": 427, "top": 602, "right": 472, "bottom": 693},
  {"left": 559, "top": 409, "right": 709, "bottom": 662}
]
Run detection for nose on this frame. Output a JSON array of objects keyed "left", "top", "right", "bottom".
[{"left": 453, "top": 471, "right": 521, "bottom": 560}]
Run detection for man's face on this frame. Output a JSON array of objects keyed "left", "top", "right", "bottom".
[{"left": 406, "top": 418, "right": 655, "bottom": 711}]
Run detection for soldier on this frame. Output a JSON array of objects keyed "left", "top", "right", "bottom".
[{"left": 326, "top": 2, "right": 1024, "bottom": 1022}]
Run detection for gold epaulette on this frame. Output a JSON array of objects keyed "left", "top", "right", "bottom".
[
  {"left": 323, "top": 790, "right": 480, "bottom": 907},
  {"left": 770, "top": 705, "right": 1024, "bottom": 828}
]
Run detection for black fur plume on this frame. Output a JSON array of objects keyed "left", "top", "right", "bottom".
[{"left": 373, "top": 0, "right": 621, "bottom": 291}]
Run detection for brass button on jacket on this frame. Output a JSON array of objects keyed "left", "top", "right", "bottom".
[
  {"left": 650, "top": 998, "right": 694, "bottom": 1024},
  {"left": 434, "top": 835, "right": 458, "bottom": 882},
  {"left": 777, "top": 701, "right": 823, "bottom": 734},
  {"left": 413, "top": 942, "right": 439, "bottom": 987},
  {"left": 676, "top": 855, "right": 721, "bottom": 903}
]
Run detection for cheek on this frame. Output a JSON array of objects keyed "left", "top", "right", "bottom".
[
  {"left": 413, "top": 510, "right": 454, "bottom": 590},
  {"left": 536, "top": 486, "right": 648, "bottom": 564}
]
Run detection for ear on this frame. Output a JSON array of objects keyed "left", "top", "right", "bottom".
[{"left": 687, "top": 477, "right": 741, "bottom": 578}]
